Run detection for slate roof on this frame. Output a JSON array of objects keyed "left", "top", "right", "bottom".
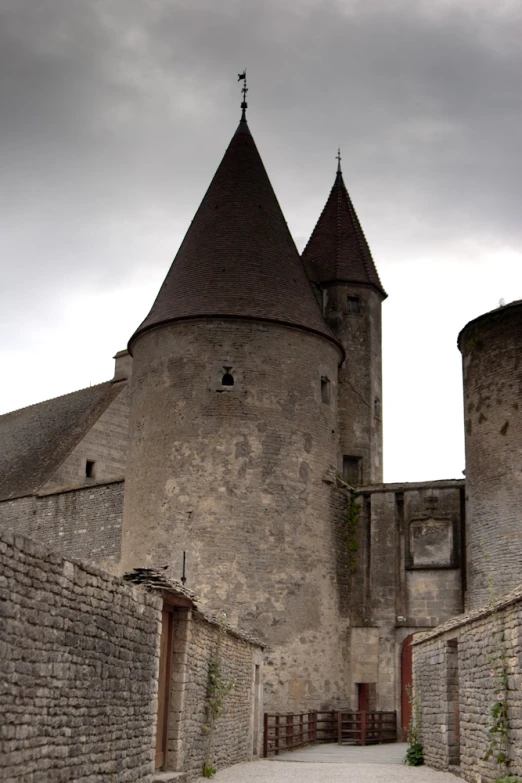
[
  {"left": 0, "top": 382, "right": 124, "bottom": 501},
  {"left": 129, "top": 117, "right": 341, "bottom": 355},
  {"left": 302, "top": 167, "right": 387, "bottom": 298}
]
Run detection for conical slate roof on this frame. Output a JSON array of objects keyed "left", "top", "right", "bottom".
[
  {"left": 130, "top": 118, "right": 340, "bottom": 353},
  {"left": 302, "top": 168, "right": 387, "bottom": 298}
]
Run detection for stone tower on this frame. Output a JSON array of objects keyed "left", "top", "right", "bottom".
[
  {"left": 458, "top": 300, "right": 522, "bottom": 609},
  {"left": 120, "top": 112, "right": 351, "bottom": 711},
  {"left": 302, "top": 161, "right": 386, "bottom": 484}
]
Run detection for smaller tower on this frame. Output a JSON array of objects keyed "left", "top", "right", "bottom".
[
  {"left": 458, "top": 300, "right": 522, "bottom": 609},
  {"left": 302, "top": 154, "right": 387, "bottom": 484}
]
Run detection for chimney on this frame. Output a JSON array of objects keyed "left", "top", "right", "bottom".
[{"left": 111, "top": 349, "right": 133, "bottom": 383}]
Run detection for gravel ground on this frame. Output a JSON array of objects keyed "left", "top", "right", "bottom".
[
  {"left": 195, "top": 759, "right": 459, "bottom": 782},
  {"left": 194, "top": 745, "right": 459, "bottom": 783}
]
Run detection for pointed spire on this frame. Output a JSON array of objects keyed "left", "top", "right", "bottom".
[
  {"left": 129, "top": 121, "right": 342, "bottom": 355},
  {"left": 238, "top": 69, "right": 249, "bottom": 125},
  {"left": 302, "top": 159, "right": 387, "bottom": 298}
]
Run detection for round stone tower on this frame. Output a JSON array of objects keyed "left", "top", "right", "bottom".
[
  {"left": 458, "top": 300, "right": 522, "bottom": 609},
  {"left": 121, "top": 113, "right": 350, "bottom": 711}
]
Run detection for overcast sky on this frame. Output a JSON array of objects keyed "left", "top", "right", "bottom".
[{"left": 1, "top": 0, "right": 521, "bottom": 482}]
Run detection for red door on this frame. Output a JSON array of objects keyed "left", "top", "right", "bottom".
[
  {"left": 358, "top": 683, "right": 370, "bottom": 712},
  {"left": 401, "top": 634, "right": 414, "bottom": 741}
]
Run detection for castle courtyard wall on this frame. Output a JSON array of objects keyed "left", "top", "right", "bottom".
[
  {"left": 166, "top": 609, "right": 264, "bottom": 777},
  {"left": 412, "top": 585, "right": 522, "bottom": 782},
  {"left": 0, "top": 479, "right": 124, "bottom": 571},
  {"left": 0, "top": 530, "right": 161, "bottom": 783},
  {"left": 346, "top": 480, "right": 464, "bottom": 725}
]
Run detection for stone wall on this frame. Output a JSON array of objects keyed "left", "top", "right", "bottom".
[
  {"left": 323, "top": 283, "right": 384, "bottom": 484},
  {"left": 0, "top": 479, "right": 123, "bottom": 570},
  {"left": 0, "top": 530, "right": 161, "bottom": 783},
  {"left": 346, "top": 480, "right": 464, "bottom": 722},
  {"left": 458, "top": 301, "right": 522, "bottom": 609},
  {"left": 45, "top": 382, "right": 130, "bottom": 491},
  {"left": 413, "top": 584, "right": 522, "bottom": 782},
  {"left": 167, "top": 610, "right": 263, "bottom": 778}
]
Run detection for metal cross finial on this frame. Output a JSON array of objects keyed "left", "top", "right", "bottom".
[
  {"left": 238, "top": 69, "right": 248, "bottom": 120},
  {"left": 336, "top": 147, "right": 342, "bottom": 173}
]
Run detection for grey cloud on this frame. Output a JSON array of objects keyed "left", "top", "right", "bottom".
[{"left": 0, "top": 0, "right": 521, "bottom": 337}]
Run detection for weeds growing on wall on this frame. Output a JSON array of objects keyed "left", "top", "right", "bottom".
[
  {"left": 404, "top": 684, "right": 424, "bottom": 766},
  {"left": 342, "top": 490, "right": 360, "bottom": 574},
  {"left": 483, "top": 556, "right": 512, "bottom": 779},
  {"left": 202, "top": 613, "right": 235, "bottom": 778}
]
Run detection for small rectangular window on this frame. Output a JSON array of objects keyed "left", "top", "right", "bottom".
[
  {"left": 85, "top": 460, "right": 96, "bottom": 479},
  {"left": 347, "top": 296, "right": 361, "bottom": 313},
  {"left": 321, "top": 377, "right": 331, "bottom": 404},
  {"left": 343, "top": 456, "right": 361, "bottom": 486}
]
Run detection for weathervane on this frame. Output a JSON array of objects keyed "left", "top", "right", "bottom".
[
  {"left": 238, "top": 69, "right": 248, "bottom": 120},
  {"left": 336, "top": 147, "right": 342, "bottom": 173}
]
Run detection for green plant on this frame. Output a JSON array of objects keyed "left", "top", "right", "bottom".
[
  {"left": 343, "top": 491, "right": 360, "bottom": 574},
  {"left": 403, "top": 684, "right": 424, "bottom": 767},
  {"left": 495, "top": 777, "right": 521, "bottom": 783},
  {"left": 202, "top": 612, "right": 235, "bottom": 778},
  {"left": 483, "top": 553, "right": 512, "bottom": 776},
  {"left": 405, "top": 742, "right": 424, "bottom": 766}
]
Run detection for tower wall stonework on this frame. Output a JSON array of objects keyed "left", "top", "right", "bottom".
[
  {"left": 459, "top": 301, "right": 522, "bottom": 609},
  {"left": 324, "top": 283, "right": 383, "bottom": 483},
  {"left": 121, "top": 318, "right": 349, "bottom": 712}
]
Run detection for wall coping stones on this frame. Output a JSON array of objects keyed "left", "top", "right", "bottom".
[
  {"left": 123, "top": 567, "right": 265, "bottom": 648},
  {"left": 359, "top": 478, "right": 465, "bottom": 494},
  {"left": 412, "top": 580, "right": 522, "bottom": 645},
  {"left": 36, "top": 475, "right": 125, "bottom": 497}
]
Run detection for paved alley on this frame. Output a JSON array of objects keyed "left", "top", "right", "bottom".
[{"left": 196, "top": 744, "right": 459, "bottom": 783}]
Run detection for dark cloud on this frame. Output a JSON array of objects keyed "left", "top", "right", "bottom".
[{"left": 0, "top": 0, "right": 521, "bottom": 475}]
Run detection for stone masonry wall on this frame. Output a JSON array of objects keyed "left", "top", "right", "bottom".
[
  {"left": 324, "top": 283, "right": 383, "bottom": 484},
  {"left": 45, "top": 382, "right": 130, "bottom": 490},
  {"left": 346, "top": 481, "right": 464, "bottom": 721},
  {"left": 0, "top": 480, "right": 123, "bottom": 571},
  {"left": 459, "top": 302, "right": 522, "bottom": 609},
  {"left": 413, "top": 587, "right": 522, "bottom": 782},
  {"left": 169, "top": 612, "right": 262, "bottom": 778},
  {"left": 0, "top": 530, "right": 161, "bottom": 783},
  {"left": 122, "top": 319, "right": 350, "bottom": 713}
]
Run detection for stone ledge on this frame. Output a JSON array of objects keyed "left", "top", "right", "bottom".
[{"left": 152, "top": 773, "right": 188, "bottom": 783}]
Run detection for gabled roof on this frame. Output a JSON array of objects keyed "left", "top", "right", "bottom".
[
  {"left": 302, "top": 167, "right": 387, "bottom": 298},
  {"left": 0, "top": 382, "right": 124, "bottom": 501},
  {"left": 129, "top": 117, "right": 341, "bottom": 355}
]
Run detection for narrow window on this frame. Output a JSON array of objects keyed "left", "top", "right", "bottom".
[
  {"left": 221, "top": 368, "right": 234, "bottom": 387},
  {"left": 321, "top": 376, "right": 331, "bottom": 404},
  {"left": 374, "top": 397, "right": 381, "bottom": 419},
  {"left": 85, "top": 460, "right": 96, "bottom": 479},
  {"left": 347, "top": 296, "right": 361, "bottom": 313},
  {"left": 343, "top": 456, "right": 362, "bottom": 486}
]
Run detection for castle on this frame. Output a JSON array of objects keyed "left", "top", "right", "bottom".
[{"left": 1, "top": 99, "right": 521, "bottom": 745}]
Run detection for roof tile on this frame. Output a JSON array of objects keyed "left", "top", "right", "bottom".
[{"left": 302, "top": 169, "right": 387, "bottom": 297}]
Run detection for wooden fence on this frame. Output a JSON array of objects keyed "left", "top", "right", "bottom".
[
  {"left": 263, "top": 710, "right": 397, "bottom": 756},
  {"left": 338, "top": 711, "right": 397, "bottom": 745}
]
